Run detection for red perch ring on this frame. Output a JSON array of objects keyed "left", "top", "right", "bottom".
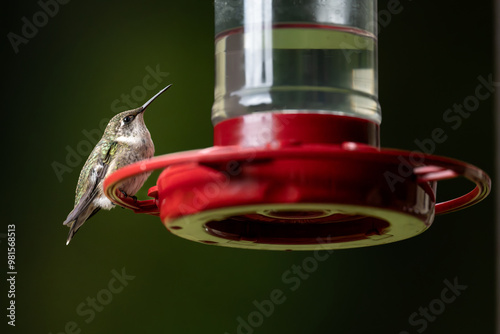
[{"left": 103, "top": 114, "right": 490, "bottom": 251}]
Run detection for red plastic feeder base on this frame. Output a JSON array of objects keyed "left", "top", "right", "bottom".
[{"left": 103, "top": 114, "right": 490, "bottom": 251}]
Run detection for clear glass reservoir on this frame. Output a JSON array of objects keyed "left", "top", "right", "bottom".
[{"left": 212, "top": 0, "right": 380, "bottom": 125}]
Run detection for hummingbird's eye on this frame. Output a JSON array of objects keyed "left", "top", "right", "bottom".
[{"left": 122, "top": 115, "right": 135, "bottom": 124}]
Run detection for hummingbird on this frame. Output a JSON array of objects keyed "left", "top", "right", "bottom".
[{"left": 63, "top": 84, "right": 172, "bottom": 245}]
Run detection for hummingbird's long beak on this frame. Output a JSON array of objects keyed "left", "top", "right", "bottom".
[{"left": 139, "top": 84, "right": 172, "bottom": 113}]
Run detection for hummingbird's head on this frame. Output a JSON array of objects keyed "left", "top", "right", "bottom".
[
  {"left": 107, "top": 108, "right": 149, "bottom": 139},
  {"left": 105, "top": 84, "right": 172, "bottom": 140}
]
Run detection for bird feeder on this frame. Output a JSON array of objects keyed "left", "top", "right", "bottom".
[{"left": 104, "top": 0, "right": 490, "bottom": 250}]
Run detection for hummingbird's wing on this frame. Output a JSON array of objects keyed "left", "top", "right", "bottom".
[
  {"left": 73, "top": 140, "right": 117, "bottom": 206},
  {"left": 63, "top": 141, "right": 118, "bottom": 244}
]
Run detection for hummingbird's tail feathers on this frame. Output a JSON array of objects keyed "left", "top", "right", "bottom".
[
  {"left": 65, "top": 217, "right": 84, "bottom": 245},
  {"left": 66, "top": 221, "right": 77, "bottom": 245},
  {"left": 65, "top": 215, "right": 85, "bottom": 245},
  {"left": 63, "top": 161, "right": 108, "bottom": 245},
  {"left": 63, "top": 191, "right": 95, "bottom": 227},
  {"left": 63, "top": 213, "right": 76, "bottom": 227},
  {"left": 64, "top": 207, "right": 101, "bottom": 245}
]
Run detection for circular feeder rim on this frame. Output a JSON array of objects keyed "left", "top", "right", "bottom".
[{"left": 103, "top": 143, "right": 491, "bottom": 216}]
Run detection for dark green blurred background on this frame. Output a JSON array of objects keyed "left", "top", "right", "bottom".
[{"left": 2, "top": 0, "right": 497, "bottom": 333}]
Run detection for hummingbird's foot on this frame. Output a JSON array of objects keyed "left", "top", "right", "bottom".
[{"left": 119, "top": 189, "right": 138, "bottom": 202}]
